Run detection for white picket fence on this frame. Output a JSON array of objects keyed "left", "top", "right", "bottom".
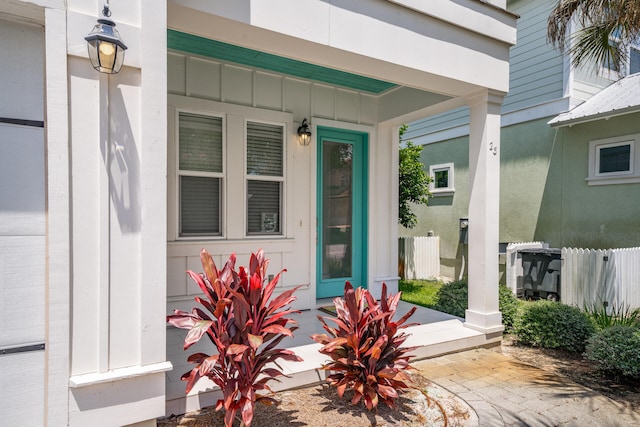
[
  {"left": 562, "top": 247, "right": 640, "bottom": 309},
  {"left": 399, "top": 236, "right": 440, "bottom": 280}
]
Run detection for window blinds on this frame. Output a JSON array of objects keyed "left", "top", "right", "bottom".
[
  {"left": 246, "top": 121, "right": 283, "bottom": 234},
  {"left": 247, "top": 181, "right": 281, "bottom": 234},
  {"left": 246, "top": 122, "right": 283, "bottom": 176},
  {"left": 179, "top": 113, "right": 223, "bottom": 173},
  {"left": 180, "top": 176, "right": 221, "bottom": 235},
  {"left": 178, "top": 112, "right": 223, "bottom": 236}
]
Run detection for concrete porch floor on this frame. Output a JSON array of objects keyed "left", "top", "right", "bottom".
[{"left": 165, "top": 301, "right": 501, "bottom": 416}]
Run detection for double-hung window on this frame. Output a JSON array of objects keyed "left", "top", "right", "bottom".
[
  {"left": 171, "top": 95, "right": 291, "bottom": 240},
  {"left": 246, "top": 121, "right": 284, "bottom": 235},
  {"left": 178, "top": 112, "right": 224, "bottom": 236}
]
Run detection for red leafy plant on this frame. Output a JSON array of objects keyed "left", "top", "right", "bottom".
[
  {"left": 167, "top": 249, "right": 303, "bottom": 427},
  {"left": 311, "top": 282, "right": 418, "bottom": 410}
]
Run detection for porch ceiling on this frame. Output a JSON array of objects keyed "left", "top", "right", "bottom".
[
  {"left": 167, "top": 1, "right": 514, "bottom": 98},
  {"left": 167, "top": 0, "right": 515, "bottom": 126},
  {"left": 168, "top": 30, "right": 396, "bottom": 94}
]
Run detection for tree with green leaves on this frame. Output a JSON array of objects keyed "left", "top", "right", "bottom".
[
  {"left": 547, "top": 0, "right": 640, "bottom": 71},
  {"left": 398, "top": 125, "right": 431, "bottom": 229}
]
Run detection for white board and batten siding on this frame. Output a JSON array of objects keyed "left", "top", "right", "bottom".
[
  {"left": 562, "top": 247, "right": 640, "bottom": 310},
  {"left": 399, "top": 236, "right": 440, "bottom": 280},
  {"left": 167, "top": 52, "right": 378, "bottom": 126},
  {"left": 166, "top": 51, "right": 379, "bottom": 313},
  {"left": 0, "top": 18, "right": 46, "bottom": 426}
]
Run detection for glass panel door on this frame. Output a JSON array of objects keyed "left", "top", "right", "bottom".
[{"left": 316, "top": 127, "right": 367, "bottom": 298}]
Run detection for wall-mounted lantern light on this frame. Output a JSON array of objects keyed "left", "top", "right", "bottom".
[
  {"left": 297, "top": 118, "right": 312, "bottom": 146},
  {"left": 85, "top": 2, "right": 128, "bottom": 74}
]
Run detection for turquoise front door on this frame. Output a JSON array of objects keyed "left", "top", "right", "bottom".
[{"left": 316, "top": 127, "right": 368, "bottom": 298}]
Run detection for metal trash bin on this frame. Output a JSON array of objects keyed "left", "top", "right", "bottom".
[{"left": 518, "top": 248, "right": 561, "bottom": 301}]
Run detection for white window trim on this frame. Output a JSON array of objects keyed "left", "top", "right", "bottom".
[
  {"left": 429, "top": 162, "right": 455, "bottom": 196},
  {"left": 175, "top": 108, "right": 226, "bottom": 240},
  {"left": 595, "top": 140, "right": 634, "bottom": 177},
  {"left": 588, "top": 134, "right": 640, "bottom": 186},
  {"left": 244, "top": 118, "right": 287, "bottom": 237},
  {"left": 168, "top": 94, "right": 294, "bottom": 241}
]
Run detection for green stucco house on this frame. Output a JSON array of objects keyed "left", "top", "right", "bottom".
[{"left": 401, "top": 0, "right": 640, "bottom": 281}]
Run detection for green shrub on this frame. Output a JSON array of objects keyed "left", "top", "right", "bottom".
[
  {"left": 433, "top": 281, "right": 521, "bottom": 331},
  {"left": 585, "top": 325, "right": 640, "bottom": 379},
  {"left": 433, "top": 280, "right": 468, "bottom": 318},
  {"left": 512, "top": 300, "right": 595, "bottom": 352},
  {"left": 499, "top": 285, "right": 521, "bottom": 332},
  {"left": 583, "top": 301, "right": 640, "bottom": 331}
]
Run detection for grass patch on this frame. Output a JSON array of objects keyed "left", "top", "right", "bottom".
[{"left": 399, "top": 279, "right": 444, "bottom": 309}]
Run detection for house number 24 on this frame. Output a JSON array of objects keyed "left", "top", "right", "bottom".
[{"left": 489, "top": 142, "right": 498, "bottom": 156}]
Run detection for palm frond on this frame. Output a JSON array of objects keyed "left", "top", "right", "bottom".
[
  {"left": 569, "top": 23, "right": 623, "bottom": 70},
  {"left": 548, "top": 0, "right": 640, "bottom": 70}
]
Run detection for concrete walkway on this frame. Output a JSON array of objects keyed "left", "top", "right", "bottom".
[{"left": 413, "top": 348, "right": 640, "bottom": 427}]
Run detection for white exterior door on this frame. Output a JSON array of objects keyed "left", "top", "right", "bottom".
[{"left": 0, "top": 18, "right": 46, "bottom": 427}]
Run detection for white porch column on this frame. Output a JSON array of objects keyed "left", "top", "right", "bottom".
[
  {"left": 465, "top": 90, "right": 504, "bottom": 335},
  {"left": 370, "top": 123, "right": 401, "bottom": 299}
]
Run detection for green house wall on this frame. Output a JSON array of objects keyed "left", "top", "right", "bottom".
[{"left": 401, "top": 114, "right": 640, "bottom": 280}]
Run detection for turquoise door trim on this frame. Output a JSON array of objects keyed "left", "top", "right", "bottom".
[{"left": 316, "top": 127, "right": 368, "bottom": 299}]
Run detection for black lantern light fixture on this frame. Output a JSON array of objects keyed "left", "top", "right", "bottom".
[
  {"left": 297, "top": 118, "right": 312, "bottom": 146},
  {"left": 85, "top": 1, "right": 128, "bottom": 74}
]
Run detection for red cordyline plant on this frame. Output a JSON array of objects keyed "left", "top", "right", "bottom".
[
  {"left": 167, "top": 249, "right": 303, "bottom": 427},
  {"left": 311, "top": 282, "right": 418, "bottom": 410}
]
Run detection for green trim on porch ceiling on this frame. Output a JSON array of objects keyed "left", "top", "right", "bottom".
[{"left": 167, "top": 29, "right": 396, "bottom": 94}]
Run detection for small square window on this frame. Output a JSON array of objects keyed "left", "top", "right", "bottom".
[
  {"left": 429, "top": 162, "right": 454, "bottom": 196},
  {"left": 588, "top": 135, "right": 640, "bottom": 185},
  {"left": 434, "top": 169, "right": 449, "bottom": 189},
  {"left": 598, "top": 143, "right": 631, "bottom": 174}
]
